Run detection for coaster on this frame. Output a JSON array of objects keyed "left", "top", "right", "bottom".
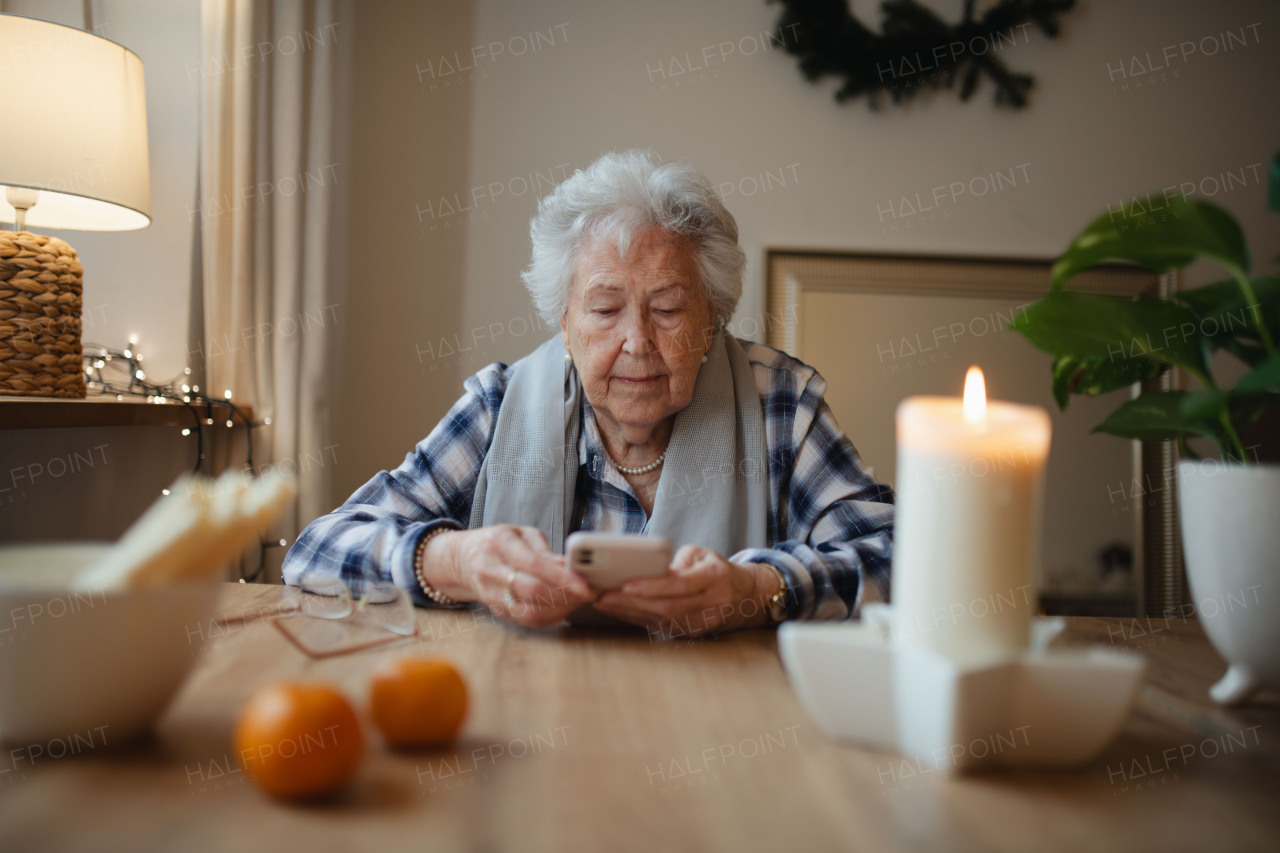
[{"left": 778, "top": 608, "right": 1147, "bottom": 772}]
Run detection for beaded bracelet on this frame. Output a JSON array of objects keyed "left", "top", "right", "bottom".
[{"left": 414, "top": 526, "right": 460, "bottom": 605}]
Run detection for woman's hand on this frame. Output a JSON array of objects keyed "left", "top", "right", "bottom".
[
  {"left": 590, "top": 545, "right": 778, "bottom": 637},
  {"left": 425, "top": 525, "right": 596, "bottom": 629}
]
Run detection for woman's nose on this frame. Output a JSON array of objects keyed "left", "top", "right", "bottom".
[{"left": 620, "top": 310, "right": 654, "bottom": 356}]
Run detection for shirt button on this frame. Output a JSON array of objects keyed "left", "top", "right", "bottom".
[{"left": 587, "top": 452, "right": 602, "bottom": 477}]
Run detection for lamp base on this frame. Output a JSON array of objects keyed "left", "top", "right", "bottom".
[{"left": 0, "top": 231, "right": 86, "bottom": 398}]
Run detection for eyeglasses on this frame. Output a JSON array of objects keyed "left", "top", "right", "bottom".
[
  {"left": 283, "top": 567, "right": 418, "bottom": 637},
  {"left": 212, "top": 569, "right": 420, "bottom": 658}
]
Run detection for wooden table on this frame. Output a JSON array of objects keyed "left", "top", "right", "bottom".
[{"left": 2, "top": 583, "right": 1278, "bottom": 852}]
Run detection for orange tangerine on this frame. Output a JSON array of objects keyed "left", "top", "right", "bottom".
[
  {"left": 234, "top": 681, "right": 365, "bottom": 801},
  {"left": 369, "top": 657, "right": 468, "bottom": 748}
]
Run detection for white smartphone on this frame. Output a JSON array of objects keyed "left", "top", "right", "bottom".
[{"left": 565, "top": 532, "right": 672, "bottom": 592}]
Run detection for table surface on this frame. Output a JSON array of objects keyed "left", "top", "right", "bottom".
[{"left": 2, "top": 583, "right": 1278, "bottom": 853}]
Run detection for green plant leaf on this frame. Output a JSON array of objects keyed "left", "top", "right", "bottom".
[
  {"left": 1049, "top": 352, "right": 1163, "bottom": 411},
  {"left": 1177, "top": 275, "right": 1280, "bottom": 360},
  {"left": 1052, "top": 196, "right": 1249, "bottom": 288},
  {"left": 1270, "top": 151, "right": 1280, "bottom": 213},
  {"left": 1050, "top": 354, "right": 1078, "bottom": 410},
  {"left": 1091, "top": 391, "right": 1224, "bottom": 443},
  {"left": 1235, "top": 353, "right": 1280, "bottom": 394},
  {"left": 1010, "top": 290, "right": 1209, "bottom": 379}
]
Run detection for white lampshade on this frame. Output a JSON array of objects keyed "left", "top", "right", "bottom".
[{"left": 0, "top": 14, "right": 151, "bottom": 231}]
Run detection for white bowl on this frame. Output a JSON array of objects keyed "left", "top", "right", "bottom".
[
  {"left": 779, "top": 607, "right": 1147, "bottom": 772},
  {"left": 0, "top": 543, "right": 221, "bottom": 745}
]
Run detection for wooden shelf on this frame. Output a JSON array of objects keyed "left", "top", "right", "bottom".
[{"left": 0, "top": 396, "right": 254, "bottom": 430}]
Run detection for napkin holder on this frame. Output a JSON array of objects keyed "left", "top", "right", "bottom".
[{"left": 778, "top": 604, "right": 1147, "bottom": 772}]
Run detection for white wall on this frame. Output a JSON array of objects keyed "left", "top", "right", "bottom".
[
  {"left": 330, "top": 0, "right": 1280, "bottom": 510},
  {"left": 457, "top": 0, "right": 1279, "bottom": 357}
]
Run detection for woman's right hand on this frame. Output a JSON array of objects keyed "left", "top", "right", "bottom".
[{"left": 425, "top": 525, "right": 596, "bottom": 628}]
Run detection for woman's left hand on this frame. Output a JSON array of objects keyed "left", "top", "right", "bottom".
[{"left": 591, "top": 545, "right": 777, "bottom": 637}]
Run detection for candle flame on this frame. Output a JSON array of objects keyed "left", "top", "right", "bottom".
[{"left": 963, "top": 366, "right": 987, "bottom": 423}]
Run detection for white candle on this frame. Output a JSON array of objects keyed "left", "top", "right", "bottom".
[{"left": 892, "top": 367, "right": 1051, "bottom": 665}]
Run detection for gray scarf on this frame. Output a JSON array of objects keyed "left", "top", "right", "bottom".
[{"left": 467, "top": 333, "right": 769, "bottom": 555}]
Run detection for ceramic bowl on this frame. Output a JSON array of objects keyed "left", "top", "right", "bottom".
[{"left": 0, "top": 542, "right": 221, "bottom": 746}]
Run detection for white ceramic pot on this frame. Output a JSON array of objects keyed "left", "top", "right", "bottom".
[{"left": 1177, "top": 459, "right": 1280, "bottom": 705}]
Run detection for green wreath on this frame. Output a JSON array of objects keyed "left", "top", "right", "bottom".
[{"left": 769, "top": 0, "right": 1077, "bottom": 110}]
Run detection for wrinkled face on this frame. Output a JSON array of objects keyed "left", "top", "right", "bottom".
[{"left": 560, "top": 227, "right": 715, "bottom": 436}]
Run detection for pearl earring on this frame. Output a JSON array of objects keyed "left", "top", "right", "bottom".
[
  {"left": 565, "top": 353, "right": 572, "bottom": 364},
  {"left": 701, "top": 353, "right": 709, "bottom": 364}
]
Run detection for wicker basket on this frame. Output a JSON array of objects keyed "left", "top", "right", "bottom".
[{"left": 0, "top": 231, "right": 85, "bottom": 398}]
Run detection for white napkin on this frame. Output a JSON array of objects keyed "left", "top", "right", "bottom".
[{"left": 74, "top": 470, "right": 297, "bottom": 590}]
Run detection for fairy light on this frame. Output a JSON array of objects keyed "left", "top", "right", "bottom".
[{"left": 79, "top": 337, "right": 268, "bottom": 577}]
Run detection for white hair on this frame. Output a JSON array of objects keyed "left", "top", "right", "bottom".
[{"left": 521, "top": 150, "right": 746, "bottom": 330}]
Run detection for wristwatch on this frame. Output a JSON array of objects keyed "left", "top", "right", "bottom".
[{"left": 760, "top": 563, "right": 789, "bottom": 623}]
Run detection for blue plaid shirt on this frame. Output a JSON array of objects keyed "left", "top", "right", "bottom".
[{"left": 284, "top": 339, "right": 894, "bottom": 620}]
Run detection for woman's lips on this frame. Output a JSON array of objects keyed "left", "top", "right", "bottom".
[{"left": 614, "top": 375, "right": 660, "bottom": 385}]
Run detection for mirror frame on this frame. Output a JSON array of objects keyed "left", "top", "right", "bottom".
[{"left": 764, "top": 249, "right": 1182, "bottom": 618}]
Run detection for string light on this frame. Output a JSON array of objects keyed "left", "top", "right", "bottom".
[{"left": 82, "top": 338, "right": 275, "bottom": 582}]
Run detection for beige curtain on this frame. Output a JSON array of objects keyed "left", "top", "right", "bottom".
[{"left": 196, "top": 0, "right": 340, "bottom": 581}]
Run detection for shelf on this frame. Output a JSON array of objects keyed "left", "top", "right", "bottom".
[{"left": 0, "top": 396, "right": 254, "bottom": 430}]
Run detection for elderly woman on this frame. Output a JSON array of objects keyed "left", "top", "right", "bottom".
[{"left": 284, "top": 150, "right": 893, "bottom": 635}]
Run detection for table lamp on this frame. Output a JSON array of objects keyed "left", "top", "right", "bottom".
[{"left": 0, "top": 13, "right": 151, "bottom": 398}]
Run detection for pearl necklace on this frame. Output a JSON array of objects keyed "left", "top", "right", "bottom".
[{"left": 607, "top": 448, "right": 667, "bottom": 476}]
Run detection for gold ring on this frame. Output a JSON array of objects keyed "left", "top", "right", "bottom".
[{"left": 503, "top": 568, "right": 518, "bottom": 605}]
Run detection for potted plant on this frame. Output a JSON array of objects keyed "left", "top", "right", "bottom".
[{"left": 1010, "top": 160, "right": 1280, "bottom": 705}]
